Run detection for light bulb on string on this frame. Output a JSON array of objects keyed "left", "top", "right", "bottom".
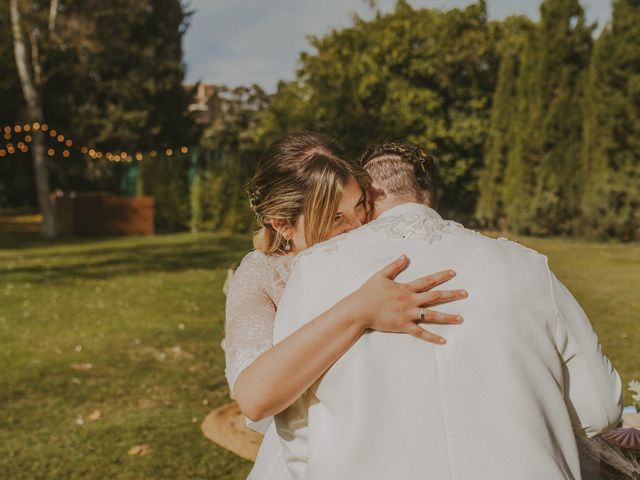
[
  {"left": 33, "top": 122, "right": 40, "bottom": 130},
  {"left": 24, "top": 135, "right": 32, "bottom": 143},
  {"left": 0, "top": 150, "right": 6, "bottom": 157},
  {"left": 49, "top": 129, "right": 57, "bottom": 137},
  {"left": 14, "top": 125, "right": 22, "bottom": 133},
  {"left": 48, "top": 148, "right": 55, "bottom": 156},
  {"left": 62, "top": 150, "right": 70, "bottom": 158},
  {"left": 41, "top": 124, "right": 48, "bottom": 131},
  {"left": 23, "top": 124, "right": 31, "bottom": 132}
]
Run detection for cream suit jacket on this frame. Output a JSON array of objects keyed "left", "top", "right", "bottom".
[{"left": 273, "top": 203, "right": 623, "bottom": 480}]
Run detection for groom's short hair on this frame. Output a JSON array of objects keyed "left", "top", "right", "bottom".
[{"left": 360, "top": 142, "right": 439, "bottom": 208}]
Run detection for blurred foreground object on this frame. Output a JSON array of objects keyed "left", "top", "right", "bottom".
[
  {"left": 578, "top": 413, "right": 640, "bottom": 479},
  {"left": 201, "top": 402, "right": 262, "bottom": 462}
]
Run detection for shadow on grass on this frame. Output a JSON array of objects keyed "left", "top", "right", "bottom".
[{"left": 2, "top": 231, "right": 254, "bottom": 284}]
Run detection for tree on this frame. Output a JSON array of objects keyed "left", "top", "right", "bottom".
[
  {"left": 476, "top": 16, "right": 534, "bottom": 228},
  {"left": 257, "top": 0, "right": 498, "bottom": 220},
  {"left": 503, "top": 0, "right": 593, "bottom": 235},
  {"left": 581, "top": 0, "right": 640, "bottom": 240},
  {"left": 10, "top": 0, "right": 58, "bottom": 237},
  {"left": 5, "top": 0, "right": 196, "bottom": 232}
]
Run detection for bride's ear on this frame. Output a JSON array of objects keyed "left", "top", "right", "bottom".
[{"left": 269, "top": 219, "right": 293, "bottom": 240}]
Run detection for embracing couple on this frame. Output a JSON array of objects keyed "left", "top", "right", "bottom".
[{"left": 224, "top": 132, "right": 623, "bottom": 480}]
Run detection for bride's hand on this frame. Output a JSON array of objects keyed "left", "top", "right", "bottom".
[{"left": 347, "top": 255, "right": 467, "bottom": 345}]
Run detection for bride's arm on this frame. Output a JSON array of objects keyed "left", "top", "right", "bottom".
[{"left": 226, "top": 254, "right": 466, "bottom": 422}]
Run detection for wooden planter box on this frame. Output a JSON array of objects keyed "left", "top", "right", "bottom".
[{"left": 50, "top": 191, "right": 154, "bottom": 237}]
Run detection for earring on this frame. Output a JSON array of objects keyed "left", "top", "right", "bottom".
[{"left": 284, "top": 239, "right": 291, "bottom": 252}]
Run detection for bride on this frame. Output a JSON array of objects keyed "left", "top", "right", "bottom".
[{"left": 224, "top": 131, "right": 467, "bottom": 479}]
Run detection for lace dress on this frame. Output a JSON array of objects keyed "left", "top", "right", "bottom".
[{"left": 225, "top": 250, "right": 296, "bottom": 480}]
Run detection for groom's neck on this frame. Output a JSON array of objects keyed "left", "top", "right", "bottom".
[{"left": 372, "top": 195, "right": 429, "bottom": 220}]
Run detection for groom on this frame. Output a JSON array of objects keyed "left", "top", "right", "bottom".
[{"left": 271, "top": 143, "right": 623, "bottom": 480}]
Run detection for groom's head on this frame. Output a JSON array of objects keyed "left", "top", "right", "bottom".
[{"left": 360, "top": 142, "right": 439, "bottom": 220}]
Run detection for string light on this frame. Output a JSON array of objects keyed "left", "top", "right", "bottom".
[{"left": 1, "top": 122, "right": 190, "bottom": 162}]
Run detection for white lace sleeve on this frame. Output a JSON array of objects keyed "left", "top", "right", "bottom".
[{"left": 224, "top": 251, "right": 277, "bottom": 397}]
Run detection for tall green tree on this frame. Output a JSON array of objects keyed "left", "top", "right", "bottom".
[
  {"left": 3, "top": 0, "right": 196, "bottom": 218},
  {"left": 503, "top": 0, "right": 593, "bottom": 235},
  {"left": 476, "top": 16, "right": 534, "bottom": 228},
  {"left": 258, "top": 0, "right": 498, "bottom": 219},
  {"left": 581, "top": 0, "right": 640, "bottom": 240}
]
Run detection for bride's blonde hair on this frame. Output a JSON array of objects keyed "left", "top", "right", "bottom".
[{"left": 249, "top": 132, "right": 370, "bottom": 255}]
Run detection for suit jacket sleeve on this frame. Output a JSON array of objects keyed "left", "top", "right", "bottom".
[{"left": 548, "top": 268, "right": 623, "bottom": 438}]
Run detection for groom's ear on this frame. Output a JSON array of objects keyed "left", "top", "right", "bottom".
[{"left": 367, "top": 185, "right": 386, "bottom": 203}]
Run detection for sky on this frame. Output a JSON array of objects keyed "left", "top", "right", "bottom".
[{"left": 182, "top": 0, "right": 611, "bottom": 93}]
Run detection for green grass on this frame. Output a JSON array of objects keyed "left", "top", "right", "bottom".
[
  {"left": 0, "top": 228, "right": 638, "bottom": 479},
  {"left": 1, "top": 231, "right": 255, "bottom": 479}
]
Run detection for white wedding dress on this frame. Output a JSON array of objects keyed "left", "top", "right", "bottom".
[{"left": 224, "top": 250, "right": 296, "bottom": 480}]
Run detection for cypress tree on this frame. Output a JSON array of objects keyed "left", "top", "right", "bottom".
[
  {"left": 504, "top": 0, "right": 593, "bottom": 235},
  {"left": 476, "top": 17, "right": 534, "bottom": 229},
  {"left": 581, "top": 0, "right": 640, "bottom": 240},
  {"left": 502, "top": 28, "right": 540, "bottom": 233}
]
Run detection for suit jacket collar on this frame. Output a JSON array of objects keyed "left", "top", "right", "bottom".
[{"left": 376, "top": 202, "right": 443, "bottom": 221}]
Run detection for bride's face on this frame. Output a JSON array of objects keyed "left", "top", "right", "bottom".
[{"left": 291, "top": 176, "right": 367, "bottom": 251}]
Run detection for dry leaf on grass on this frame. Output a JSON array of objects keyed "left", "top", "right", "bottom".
[
  {"left": 127, "top": 444, "right": 152, "bottom": 456},
  {"left": 87, "top": 410, "right": 101, "bottom": 421},
  {"left": 70, "top": 362, "right": 93, "bottom": 371}
]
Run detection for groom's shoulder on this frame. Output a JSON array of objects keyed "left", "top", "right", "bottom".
[{"left": 448, "top": 224, "right": 550, "bottom": 274}]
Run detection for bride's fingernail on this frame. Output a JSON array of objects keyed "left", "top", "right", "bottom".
[
  {"left": 438, "top": 338, "right": 447, "bottom": 344},
  {"left": 449, "top": 270, "right": 456, "bottom": 277},
  {"left": 457, "top": 316, "right": 464, "bottom": 323},
  {"left": 460, "top": 290, "right": 468, "bottom": 297}
]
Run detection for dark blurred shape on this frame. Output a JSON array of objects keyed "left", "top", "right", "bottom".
[{"left": 50, "top": 191, "right": 153, "bottom": 237}]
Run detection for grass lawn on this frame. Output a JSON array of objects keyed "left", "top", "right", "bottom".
[{"left": 0, "top": 220, "right": 638, "bottom": 479}]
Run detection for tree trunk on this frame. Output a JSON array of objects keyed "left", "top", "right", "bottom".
[{"left": 10, "top": 0, "right": 56, "bottom": 238}]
